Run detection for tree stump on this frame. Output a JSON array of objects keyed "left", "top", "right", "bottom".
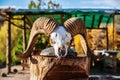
[{"left": 30, "top": 55, "right": 90, "bottom": 80}]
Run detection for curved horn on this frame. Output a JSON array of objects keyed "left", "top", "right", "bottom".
[
  {"left": 64, "top": 17, "right": 92, "bottom": 56},
  {"left": 64, "top": 18, "right": 86, "bottom": 37},
  {"left": 16, "top": 17, "right": 58, "bottom": 59}
]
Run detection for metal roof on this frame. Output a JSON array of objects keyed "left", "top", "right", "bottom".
[
  {"left": 6, "top": 8, "right": 120, "bottom": 15},
  {"left": 6, "top": 8, "right": 120, "bottom": 29}
]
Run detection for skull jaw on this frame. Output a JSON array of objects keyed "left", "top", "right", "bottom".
[{"left": 55, "top": 47, "right": 68, "bottom": 58}]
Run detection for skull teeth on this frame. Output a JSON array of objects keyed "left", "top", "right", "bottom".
[{"left": 59, "top": 49, "right": 65, "bottom": 56}]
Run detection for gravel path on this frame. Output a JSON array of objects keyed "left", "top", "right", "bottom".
[
  {"left": 0, "top": 65, "right": 30, "bottom": 80},
  {"left": 0, "top": 65, "right": 120, "bottom": 80}
]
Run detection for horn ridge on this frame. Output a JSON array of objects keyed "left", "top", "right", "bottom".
[
  {"left": 16, "top": 16, "right": 58, "bottom": 59},
  {"left": 64, "top": 17, "right": 92, "bottom": 57},
  {"left": 64, "top": 17, "right": 86, "bottom": 37}
]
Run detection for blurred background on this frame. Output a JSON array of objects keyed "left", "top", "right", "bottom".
[{"left": 0, "top": 0, "right": 120, "bottom": 77}]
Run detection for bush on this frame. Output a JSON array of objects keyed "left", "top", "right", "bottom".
[
  {"left": 11, "top": 34, "right": 23, "bottom": 65},
  {"left": 0, "top": 52, "right": 6, "bottom": 65}
]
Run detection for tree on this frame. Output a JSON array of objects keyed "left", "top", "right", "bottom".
[
  {"left": 28, "top": 0, "right": 61, "bottom": 9},
  {"left": 28, "top": 0, "right": 37, "bottom": 9},
  {"left": 47, "top": 0, "right": 60, "bottom": 9}
]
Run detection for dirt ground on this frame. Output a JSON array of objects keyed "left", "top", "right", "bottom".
[
  {"left": 0, "top": 65, "right": 30, "bottom": 80},
  {"left": 0, "top": 65, "right": 120, "bottom": 80}
]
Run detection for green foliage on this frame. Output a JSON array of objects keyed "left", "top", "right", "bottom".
[
  {"left": 0, "top": 22, "right": 7, "bottom": 54},
  {"left": 28, "top": 0, "right": 61, "bottom": 9},
  {"left": 117, "top": 53, "right": 120, "bottom": 61},
  {"left": 11, "top": 35, "right": 23, "bottom": 65},
  {"left": 47, "top": 0, "right": 60, "bottom": 9},
  {"left": 36, "top": 0, "right": 42, "bottom": 9},
  {"left": 0, "top": 52, "right": 6, "bottom": 65},
  {"left": 28, "top": 0, "right": 37, "bottom": 9},
  {"left": 35, "top": 34, "right": 50, "bottom": 50},
  {"left": 10, "top": 16, "right": 23, "bottom": 65},
  {"left": 0, "top": 22, "right": 7, "bottom": 65},
  {"left": 0, "top": 16, "right": 23, "bottom": 65}
]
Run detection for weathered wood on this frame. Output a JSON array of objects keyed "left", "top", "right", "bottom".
[
  {"left": 30, "top": 55, "right": 90, "bottom": 80},
  {"left": 22, "top": 15, "right": 27, "bottom": 70},
  {"left": 6, "top": 15, "right": 12, "bottom": 73}
]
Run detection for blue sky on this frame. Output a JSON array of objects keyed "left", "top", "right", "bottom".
[{"left": 0, "top": 0, "right": 120, "bottom": 9}]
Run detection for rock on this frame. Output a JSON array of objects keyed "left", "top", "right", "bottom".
[
  {"left": 13, "top": 69, "right": 18, "bottom": 73},
  {"left": 1, "top": 73, "right": 7, "bottom": 77}
]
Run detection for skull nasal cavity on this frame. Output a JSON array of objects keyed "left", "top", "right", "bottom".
[{"left": 58, "top": 46, "right": 65, "bottom": 50}]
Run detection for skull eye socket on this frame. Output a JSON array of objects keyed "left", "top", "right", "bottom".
[
  {"left": 51, "top": 41, "right": 56, "bottom": 44},
  {"left": 66, "top": 42, "right": 70, "bottom": 45},
  {"left": 50, "top": 39, "right": 56, "bottom": 44}
]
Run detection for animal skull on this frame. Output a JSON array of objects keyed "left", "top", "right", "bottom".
[
  {"left": 50, "top": 26, "right": 72, "bottom": 58},
  {"left": 15, "top": 17, "right": 91, "bottom": 60}
]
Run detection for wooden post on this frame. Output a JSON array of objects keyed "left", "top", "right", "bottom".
[
  {"left": 6, "top": 15, "right": 11, "bottom": 73},
  {"left": 113, "top": 15, "right": 115, "bottom": 50},
  {"left": 83, "top": 15, "right": 87, "bottom": 24},
  {"left": 60, "top": 14, "right": 64, "bottom": 24},
  {"left": 106, "top": 28, "right": 109, "bottom": 50},
  {"left": 22, "top": 15, "right": 27, "bottom": 70}
]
